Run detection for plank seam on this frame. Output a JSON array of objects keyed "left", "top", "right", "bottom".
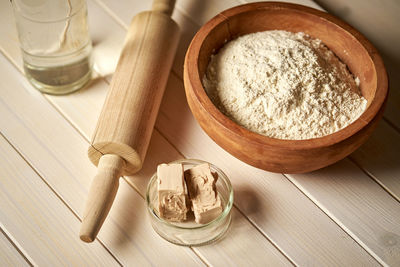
[
  {"left": 0, "top": 47, "right": 91, "bottom": 143},
  {"left": 383, "top": 117, "right": 400, "bottom": 136},
  {"left": 307, "top": 1, "right": 400, "bottom": 202},
  {"left": 120, "top": 177, "right": 209, "bottom": 267},
  {"left": 0, "top": 52, "right": 159, "bottom": 265},
  {"left": 186, "top": 248, "right": 211, "bottom": 267},
  {"left": 0, "top": 131, "right": 123, "bottom": 267},
  {"left": 0, "top": 60, "right": 203, "bottom": 264},
  {"left": 233, "top": 203, "right": 297, "bottom": 266},
  {"left": 154, "top": 127, "right": 296, "bottom": 266},
  {"left": 91, "top": 0, "right": 129, "bottom": 31},
  {"left": 348, "top": 156, "right": 400, "bottom": 203},
  {"left": 0, "top": 224, "right": 34, "bottom": 266},
  {"left": 283, "top": 173, "right": 385, "bottom": 266},
  {"left": 1, "top": 44, "right": 385, "bottom": 266},
  {"left": 174, "top": 0, "right": 245, "bottom": 28},
  {"left": 0, "top": 45, "right": 208, "bottom": 266},
  {"left": 94, "top": 0, "right": 400, "bottom": 143},
  {"left": 89, "top": 3, "right": 384, "bottom": 263},
  {"left": 149, "top": 3, "right": 398, "bottom": 263},
  {"left": 2, "top": 0, "right": 397, "bottom": 264}
]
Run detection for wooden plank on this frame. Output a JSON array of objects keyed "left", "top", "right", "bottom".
[
  {"left": 123, "top": 127, "right": 292, "bottom": 266},
  {"left": 176, "top": 0, "right": 322, "bottom": 26},
  {"left": 350, "top": 121, "right": 400, "bottom": 201},
  {"left": 156, "top": 0, "right": 396, "bottom": 262},
  {"left": 156, "top": 73, "right": 381, "bottom": 266},
  {"left": 197, "top": 210, "right": 291, "bottom": 266},
  {"left": 4, "top": 0, "right": 388, "bottom": 264},
  {"left": 0, "top": 0, "right": 396, "bottom": 265},
  {"left": 93, "top": 0, "right": 399, "bottom": 198},
  {"left": 0, "top": 2, "right": 294, "bottom": 265},
  {"left": 172, "top": 5, "right": 400, "bottom": 262},
  {"left": 95, "top": 0, "right": 321, "bottom": 82},
  {"left": 85, "top": 3, "right": 382, "bottom": 263},
  {"left": 94, "top": 0, "right": 209, "bottom": 80},
  {"left": 0, "top": 135, "right": 119, "bottom": 266},
  {"left": 0, "top": 2, "right": 21, "bottom": 67},
  {"left": 0, "top": 53, "right": 203, "bottom": 266},
  {"left": 0, "top": 229, "right": 30, "bottom": 266},
  {"left": 0, "top": 47, "right": 291, "bottom": 266},
  {"left": 94, "top": 4, "right": 396, "bottom": 266},
  {"left": 287, "top": 159, "right": 400, "bottom": 266},
  {"left": 0, "top": 61, "right": 292, "bottom": 267}
]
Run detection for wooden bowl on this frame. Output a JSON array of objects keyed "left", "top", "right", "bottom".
[{"left": 183, "top": 2, "right": 388, "bottom": 173}]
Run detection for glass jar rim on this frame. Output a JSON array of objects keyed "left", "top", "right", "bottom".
[{"left": 12, "top": 1, "right": 86, "bottom": 23}]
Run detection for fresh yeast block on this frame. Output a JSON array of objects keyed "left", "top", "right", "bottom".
[
  {"left": 185, "top": 163, "right": 222, "bottom": 224},
  {"left": 157, "top": 164, "right": 188, "bottom": 222}
]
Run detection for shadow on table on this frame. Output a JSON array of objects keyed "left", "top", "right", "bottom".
[
  {"left": 204, "top": 185, "right": 267, "bottom": 249},
  {"left": 234, "top": 185, "right": 263, "bottom": 216},
  {"left": 349, "top": 120, "right": 400, "bottom": 195},
  {"left": 106, "top": 179, "right": 144, "bottom": 248},
  {"left": 109, "top": 124, "right": 185, "bottom": 247}
]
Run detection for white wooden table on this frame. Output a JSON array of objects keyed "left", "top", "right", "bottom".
[{"left": 1, "top": 0, "right": 399, "bottom": 266}]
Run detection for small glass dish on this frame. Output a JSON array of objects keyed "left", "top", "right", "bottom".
[{"left": 146, "top": 159, "right": 233, "bottom": 246}]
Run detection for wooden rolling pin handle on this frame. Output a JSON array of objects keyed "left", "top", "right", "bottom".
[
  {"left": 79, "top": 154, "right": 125, "bottom": 243},
  {"left": 152, "top": 0, "right": 176, "bottom": 16}
]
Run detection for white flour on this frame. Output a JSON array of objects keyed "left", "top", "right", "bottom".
[{"left": 203, "top": 30, "right": 367, "bottom": 140}]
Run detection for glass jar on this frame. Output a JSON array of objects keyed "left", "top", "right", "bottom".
[{"left": 11, "top": 0, "right": 93, "bottom": 95}]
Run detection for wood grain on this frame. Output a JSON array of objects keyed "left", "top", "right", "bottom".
[
  {"left": 98, "top": 0, "right": 321, "bottom": 82},
  {"left": 0, "top": 44, "right": 290, "bottom": 265},
  {"left": 156, "top": 73, "right": 380, "bottom": 266},
  {"left": 288, "top": 159, "right": 400, "bottom": 266},
  {"left": 92, "top": 0, "right": 400, "bottom": 197},
  {"left": 0, "top": 134, "right": 119, "bottom": 266},
  {"left": 89, "top": 6, "right": 180, "bottom": 174},
  {"left": 56, "top": 0, "right": 394, "bottom": 264},
  {"left": 123, "top": 124, "right": 292, "bottom": 266},
  {"left": 80, "top": 154, "right": 125, "bottom": 242},
  {"left": 83, "top": 0, "right": 181, "bottom": 243},
  {"left": 350, "top": 121, "right": 400, "bottom": 201},
  {"left": 0, "top": 57, "right": 291, "bottom": 265},
  {"left": 0, "top": 230, "right": 30, "bottom": 266},
  {"left": 0, "top": 53, "right": 203, "bottom": 266},
  {"left": 0, "top": 0, "right": 398, "bottom": 265},
  {"left": 97, "top": 0, "right": 204, "bottom": 80},
  {"left": 0, "top": 1, "right": 294, "bottom": 264},
  {"left": 146, "top": 3, "right": 397, "bottom": 265}
]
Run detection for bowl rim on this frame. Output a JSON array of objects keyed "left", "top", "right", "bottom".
[{"left": 184, "top": 1, "right": 388, "bottom": 150}]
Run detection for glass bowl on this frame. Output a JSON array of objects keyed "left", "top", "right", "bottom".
[{"left": 146, "top": 159, "right": 233, "bottom": 246}]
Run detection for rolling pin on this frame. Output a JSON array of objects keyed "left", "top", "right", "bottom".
[{"left": 79, "top": 0, "right": 180, "bottom": 242}]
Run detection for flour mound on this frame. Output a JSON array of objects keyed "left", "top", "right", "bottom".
[{"left": 203, "top": 30, "right": 367, "bottom": 140}]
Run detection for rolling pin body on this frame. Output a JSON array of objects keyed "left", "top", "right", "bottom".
[
  {"left": 80, "top": 0, "right": 180, "bottom": 242},
  {"left": 88, "top": 10, "right": 180, "bottom": 174}
]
